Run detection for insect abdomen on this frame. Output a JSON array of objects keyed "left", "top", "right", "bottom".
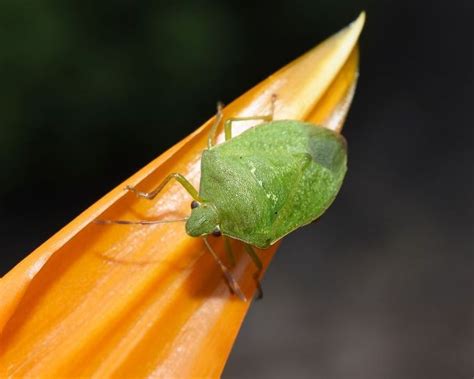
[{"left": 267, "top": 123, "right": 347, "bottom": 244}]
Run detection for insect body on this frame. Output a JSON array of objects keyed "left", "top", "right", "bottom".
[
  {"left": 187, "top": 120, "right": 347, "bottom": 248},
  {"left": 103, "top": 100, "right": 347, "bottom": 300}
]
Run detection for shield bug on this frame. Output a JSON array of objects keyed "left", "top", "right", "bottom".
[{"left": 99, "top": 96, "right": 347, "bottom": 300}]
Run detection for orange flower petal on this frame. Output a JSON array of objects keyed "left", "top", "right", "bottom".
[{"left": 0, "top": 13, "right": 365, "bottom": 378}]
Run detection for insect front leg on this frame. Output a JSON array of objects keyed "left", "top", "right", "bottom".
[
  {"left": 95, "top": 173, "right": 199, "bottom": 225},
  {"left": 243, "top": 244, "right": 264, "bottom": 299},
  {"left": 126, "top": 173, "right": 203, "bottom": 202}
]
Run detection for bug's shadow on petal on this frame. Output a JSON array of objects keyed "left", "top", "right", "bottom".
[
  {"left": 127, "top": 208, "right": 189, "bottom": 222},
  {"left": 92, "top": 209, "right": 189, "bottom": 266},
  {"left": 93, "top": 220, "right": 255, "bottom": 300}
]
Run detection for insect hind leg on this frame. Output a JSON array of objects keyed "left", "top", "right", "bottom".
[
  {"left": 207, "top": 102, "right": 224, "bottom": 148},
  {"left": 224, "top": 95, "right": 276, "bottom": 141}
]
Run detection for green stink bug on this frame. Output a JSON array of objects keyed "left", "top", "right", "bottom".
[{"left": 100, "top": 97, "right": 347, "bottom": 300}]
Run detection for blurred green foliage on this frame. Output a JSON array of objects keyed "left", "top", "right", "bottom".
[
  {"left": 0, "top": 1, "right": 227, "bottom": 191},
  {"left": 0, "top": 1, "right": 364, "bottom": 199}
]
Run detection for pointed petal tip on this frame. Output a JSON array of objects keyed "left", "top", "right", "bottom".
[{"left": 349, "top": 11, "right": 366, "bottom": 37}]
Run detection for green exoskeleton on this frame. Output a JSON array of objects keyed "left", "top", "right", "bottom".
[{"left": 100, "top": 97, "right": 347, "bottom": 300}]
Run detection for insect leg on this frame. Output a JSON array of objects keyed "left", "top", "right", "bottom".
[
  {"left": 243, "top": 244, "right": 264, "bottom": 299},
  {"left": 207, "top": 102, "right": 224, "bottom": 148},
  {"left": 224, "top": 115, "right": 271, "bottom": 141},
  {"left": 203, "top": 237, "right": 247, "bottom": 301},
  {"left": 126, "top": 173, "right": 203, "bottom": 202},
  {"left": 224, "top": 237, "right": 237, "bottom": 267},
  {"left": 223, "top": 94, "right": 276, "bottom": 141}
]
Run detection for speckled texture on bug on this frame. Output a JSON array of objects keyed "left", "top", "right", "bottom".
[{"left": 186, "top": 120, "right": 347, "bottom": 248}]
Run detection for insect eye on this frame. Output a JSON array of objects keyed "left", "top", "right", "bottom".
[
  {"left": 212, "top": 227, "right": 222, "bottom": 237},
  {"left": 190, "top": 200, "right": 200, "bottom": 209}
]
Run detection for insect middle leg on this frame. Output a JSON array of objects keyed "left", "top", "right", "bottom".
[
  {"left": 203, "top": 237, "right": 246, "bottom": 301},
  {"left": 126, "top": 173, "right": 203, "bottom": 202},
  {"left": 224, "top": 237, "right": 237, "bottom": 267},
  {"left": 224, "top": 237, "right": 263, "bottom": 299},
  {"left": 243, "top": 243, "right": 264, "bottom": 299}
]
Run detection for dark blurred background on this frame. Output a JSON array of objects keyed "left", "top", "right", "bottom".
[{"left": 0, "top": 1, "right": 472, "bottom": 378}]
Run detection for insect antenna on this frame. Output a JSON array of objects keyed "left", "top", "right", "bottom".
[
  {"left": 94, "top": 218, "right": 188, "bottom": 225},
  {"left": 203, "top": 237, "right": 247, "bottom": 301}
]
